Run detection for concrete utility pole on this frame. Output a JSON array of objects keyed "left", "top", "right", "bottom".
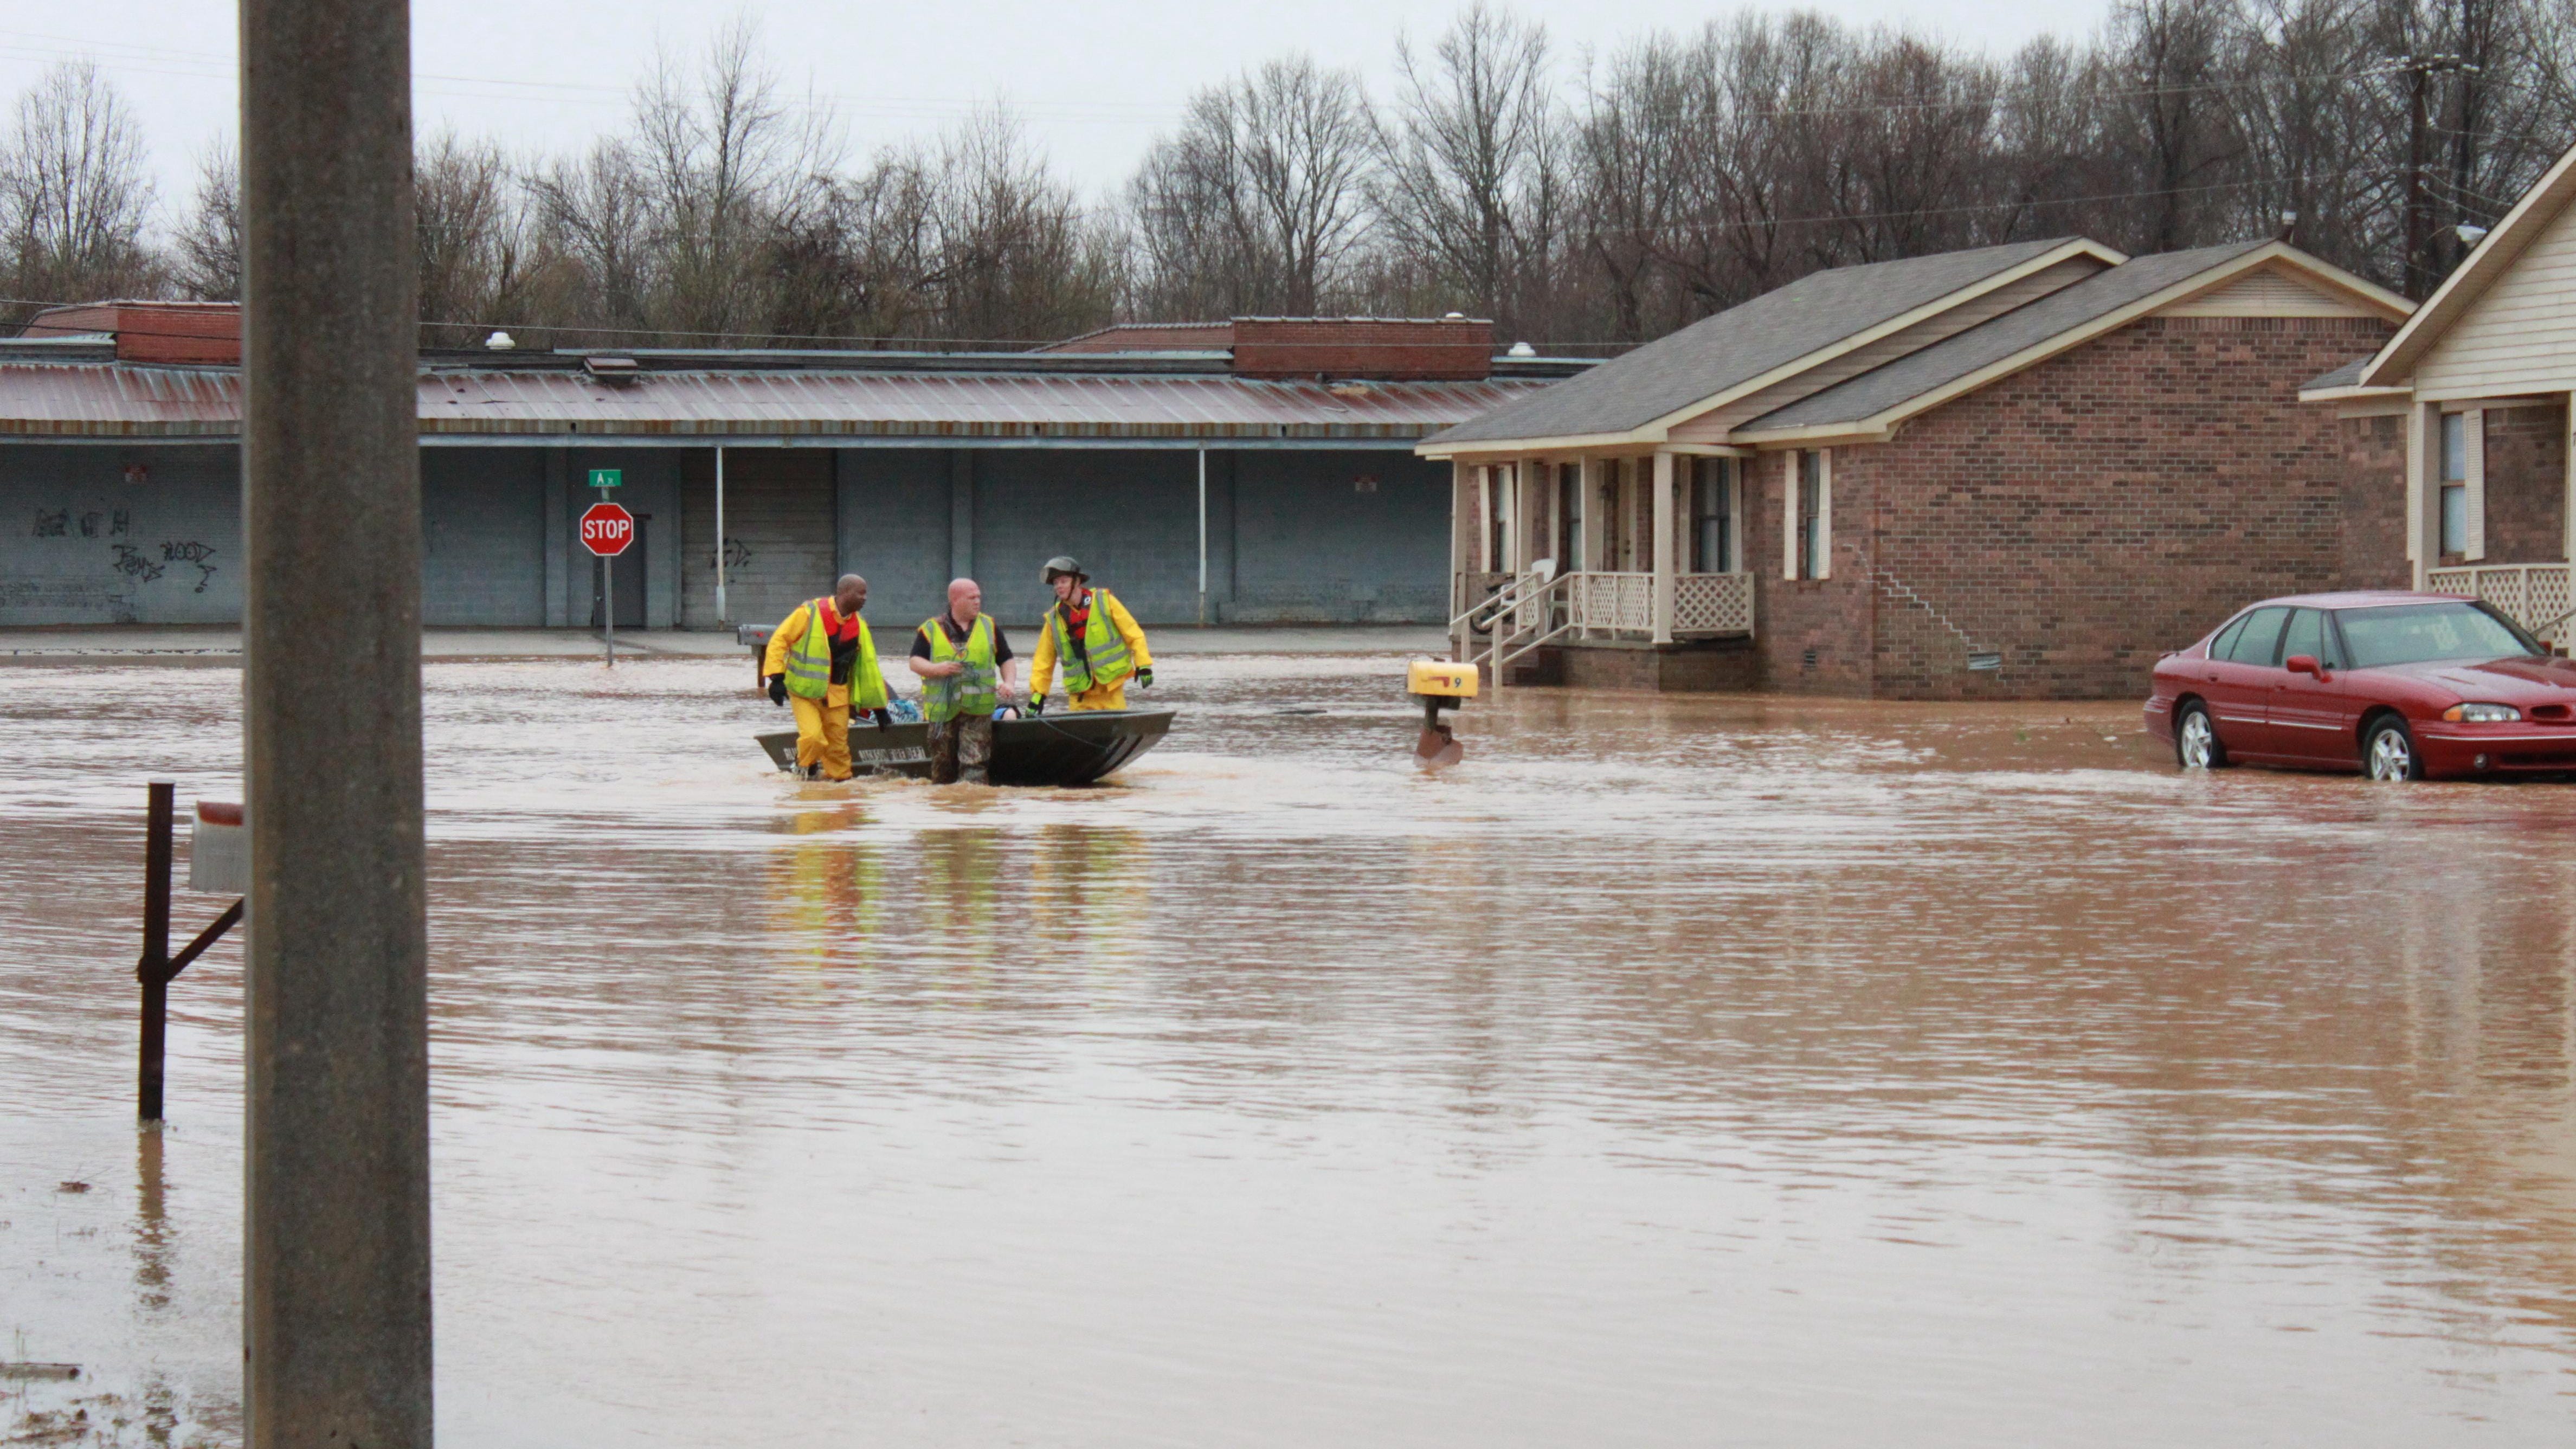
[{"left": 239, "top": 2, "right": 433, "bottom": 1446}]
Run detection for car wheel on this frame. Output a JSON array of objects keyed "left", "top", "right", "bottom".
[
  {"left": 2363, "top": 716, "right": 2424, "bottom": 781},
  {"left": 2175, "top": 702, "right": 2227, "bottom": 770}
]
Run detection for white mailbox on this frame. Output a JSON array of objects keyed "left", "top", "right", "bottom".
[{"left": 188, "top": 801, "right": 249, "bottom": 897}]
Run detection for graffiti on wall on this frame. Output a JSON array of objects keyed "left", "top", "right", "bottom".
[
  {"left": 32, "top": 509, "right": 67, "bottom": 537},
  {"left": 162, "top": 540, "right": 217, "bottom": 593},
  {"left": 111, "top": 545, "right": 165, "bottom": 582}
]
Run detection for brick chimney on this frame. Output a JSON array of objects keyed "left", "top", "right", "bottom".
[{"left": 22, "top": 301, "right": 243, "bottom": 365}]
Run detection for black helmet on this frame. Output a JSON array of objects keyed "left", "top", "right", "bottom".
[{"left": 1042, "top": 555, "right": 1086, "bottom": 583}]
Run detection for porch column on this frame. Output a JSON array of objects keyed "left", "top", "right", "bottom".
[
  {"left": 1652, "top": 451, "right": 1677, "bottom": 644},
  {"left": 2407, "top": 402, "right": 2437, "bottom": 589},
  {"left": 1449, "top": 460, "right": 1471, "bottom": 658}
]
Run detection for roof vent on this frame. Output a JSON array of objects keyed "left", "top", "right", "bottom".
[
  {"left": 582, "top": 355, "right": 640, "bottom": 385},
  {"left": 1507, "top": 341, "right": 1537, "bottom": 358},
  {"left": 484, "top": 330, "right": 515, "bottom": 350}
]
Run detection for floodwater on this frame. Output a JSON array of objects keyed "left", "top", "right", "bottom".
[{"left": 4, "top": 648, "right": 2574, "bottom": 1447}]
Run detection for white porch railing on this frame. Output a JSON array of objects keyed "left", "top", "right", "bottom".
[
  {"left": 1451, "top": 569, "right": 1755, "bottom": 682},
  {"left": 2429, "top": 563, "right": 2574, "bottom": 646}
]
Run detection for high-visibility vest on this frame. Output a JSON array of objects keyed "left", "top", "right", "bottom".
[
  {"left": 920, "top": 614, "right": 998, "bottom": 722},
  {"left": 784, "top": 601, "right": 887, "bottom": 708},
  {"left": 1045, "top": 588, "right": 1135, "bottom": 695}
]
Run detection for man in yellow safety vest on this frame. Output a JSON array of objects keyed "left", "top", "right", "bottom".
[
  {"left": 1027, "top": 556, "right": 1152, "bottom": 714},
  {"left": 907, "top": 577, "right": 1021, "bottom": 785},
  {"left": 763, "top": 574, "right": 891, "bottom": 781}
]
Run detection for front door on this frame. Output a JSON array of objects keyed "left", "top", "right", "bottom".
[
  {"left": 591, "top": 516, "right": 647, "bottom": 629},
  {"left": 2200, "top": 604, "right": 2290, "bottom": 758}
]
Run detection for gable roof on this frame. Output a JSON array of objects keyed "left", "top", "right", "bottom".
[
  {"left": 1742, "top": 242, "right": 2266, "bottom": 432},
  {"left": 1741, "top": 241, "right": 2405, "bottom": 440},
  {"left": 2362, "top": 138, "right": 2576, "bottom": 387},
  {"left": 1427, "top": 237, "right": 2104, "bottom": 449}
]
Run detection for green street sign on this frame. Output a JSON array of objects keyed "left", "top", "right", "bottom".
[{"left": 588, "top": 468, "right": 623, "bottom": 489}]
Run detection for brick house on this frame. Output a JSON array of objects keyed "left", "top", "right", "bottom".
[
  {"left": 2300, "top": 138, "right": 2576, "bottom": 647},
  {"left": 1420, "top": 237, "right": 2410, "bottom": 698}
]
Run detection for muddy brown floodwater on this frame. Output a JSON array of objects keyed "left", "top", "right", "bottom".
[{"left": 4, "top": 650, "right": 2574, "bottom": 1446}]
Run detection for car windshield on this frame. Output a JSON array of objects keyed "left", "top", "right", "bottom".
[{"left": 2335, "top": 601, "right": 2542, "bottom": 668}]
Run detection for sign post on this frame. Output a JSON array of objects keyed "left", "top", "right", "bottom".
[{"left": 581, "top": 497, "right": 636, "bottom": 668}]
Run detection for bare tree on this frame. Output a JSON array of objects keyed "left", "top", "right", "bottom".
[
  {"left": 170, "top": 140, "right": 242, "bottom": 301},
  {"left": 1371, "top": 3, "right": 1563, "bottom": 327},
  {"left": 627, "top": 16, "right": 839, "bottom": 338},
  {"left": 1130, "top": 55, "right": 1374, "bottom": 318},
  {"left": 929, "top": 109, "right": 1118, "bottom": 341},
  {"left": 0, "top": 60, "right": 159, "bottom": 326}
]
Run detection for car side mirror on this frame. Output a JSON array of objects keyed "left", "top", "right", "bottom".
[{"left": 2285, "top": 654, "right": 2321, "bottom": 677}]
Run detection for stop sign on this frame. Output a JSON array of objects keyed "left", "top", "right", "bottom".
[{"left": 579, "top": 503, "right": 635, "bottom": 557}]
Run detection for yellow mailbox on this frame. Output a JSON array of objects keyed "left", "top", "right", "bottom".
[{"left": 1407, "top": 659, "right": 1480, "bottom": 699}]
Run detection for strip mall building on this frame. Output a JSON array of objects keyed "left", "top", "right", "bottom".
[
  {"left": 0, "top": 310, "right": 1568, "bottom": 633},
  {"left": 1422, "top": 237, "right": 2412, "bottom": 698}
]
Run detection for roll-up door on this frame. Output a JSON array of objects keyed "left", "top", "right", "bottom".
[
  {"left": 423, "top": 450, "right": 544, "bottom": 625},
  {"left": 682, "top": 450, "right": 834, "bottom": 628}
]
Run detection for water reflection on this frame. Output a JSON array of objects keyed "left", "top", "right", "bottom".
[
  {"left": 1, "top": 658, "right": 2574, "bottom": 1446},
  {"left": 133, "top": 1125, "right": 170, "bottom": 1313}
]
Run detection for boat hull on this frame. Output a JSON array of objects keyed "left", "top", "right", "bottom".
[{"left": 756, "top": 709, "right": 1174, "bottom": 787}]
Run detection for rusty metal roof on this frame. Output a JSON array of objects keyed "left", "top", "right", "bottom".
[{"left": 0, "top": 360, "right": 1550, "bottom": 442}]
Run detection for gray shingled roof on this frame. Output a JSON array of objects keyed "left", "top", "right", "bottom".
[
  {"left": 2302, "top": 356, "right": 2369, "bottom": 392},
  {"left": 1742, "top": 241, "right": 2269, "bottom": 432},
  {"left": 1427, "top": 237, "right": 2083, "bottom": 446}
]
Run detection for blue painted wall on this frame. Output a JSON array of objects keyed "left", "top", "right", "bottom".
[{"left": 0, "top": 441, "right": 1454, "bottom": 628}]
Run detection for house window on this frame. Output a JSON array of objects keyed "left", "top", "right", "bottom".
[
  {"left": 2439, "top": 413, "right": 2468, "bottom": 556},
  {"left": 1691, "top": 458, "right": 1736, "bottom": 572},
  {"left": 1792, "top": 450, "right": 1832, "bottom": 579}
]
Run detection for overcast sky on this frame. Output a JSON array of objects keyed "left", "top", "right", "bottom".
[{"left": 2, "top": 1, "right": 2117, "bottom": 218}]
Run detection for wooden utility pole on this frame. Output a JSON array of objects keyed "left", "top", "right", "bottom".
[{"left": 239, "top": 1, "right": 433, "bottom": 1444}]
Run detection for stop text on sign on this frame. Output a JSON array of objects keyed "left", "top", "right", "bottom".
[{"left": 580, "top": 502, "right": 636, "bottom": 557}]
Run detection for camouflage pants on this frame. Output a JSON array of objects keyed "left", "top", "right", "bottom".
[{"left": 928, "top": 714, "right": 993, "bottom": 785}]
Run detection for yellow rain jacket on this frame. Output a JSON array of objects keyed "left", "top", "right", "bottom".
[
  {"left": 764, "top": 600, "right": 888, "bottom": 710},
  {"left": 1030, "top": 587, "right": 1151, "bottom": 711}
]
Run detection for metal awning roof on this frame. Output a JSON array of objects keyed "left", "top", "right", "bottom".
[{"left": 0, "top": 361, "right": 1551, "bottom": 445}]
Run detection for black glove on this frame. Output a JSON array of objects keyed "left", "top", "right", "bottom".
[
  {"left": 1135, "top": 667, "right": 1154, "bottom": 689},
  {"left": 870, "top": 707, "right": 892, "bottom": 730},
  {"left": 766, "top": 674, "right": 788, "bottom": 706}
]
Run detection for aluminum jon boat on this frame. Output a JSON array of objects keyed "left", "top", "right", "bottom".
[{"left": 755, "top": 709, "right": 1175, "bottom": 787}]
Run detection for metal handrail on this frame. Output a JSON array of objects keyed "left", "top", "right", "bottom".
[
  {"left": 1450, "top": 568, "right": 1553, "bottom": 635},
  {"left": 1467, "top": 570, "right": 1578, "bottom": 681}
]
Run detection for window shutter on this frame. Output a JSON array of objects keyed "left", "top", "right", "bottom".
[
  {"left": 1782, "top": 452, "right": 1801, "bottom": 579},
  {"left": 1814, "top": 449, "right": 1834, "bottom": 581},
  {"left": 2463, "top": 409, "right": 2486, "bottom": 561}
]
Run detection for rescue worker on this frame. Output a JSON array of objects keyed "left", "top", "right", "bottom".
[
  {"left": 907, "top": 577, "right": 1021, "bottom": 785},
  {"left": 1027, "top": 555, "right": 1153, "bottom": 714},
  {"left": 762, "top": 574, "right": 892, "bottom": 781}
]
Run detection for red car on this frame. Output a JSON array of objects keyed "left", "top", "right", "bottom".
[{"left": 2144, "top": 590, "right": 2576, "bottom": 780}]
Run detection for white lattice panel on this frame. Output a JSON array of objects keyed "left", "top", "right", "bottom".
[
  {"left": 2528, "top": 569, "right": 2573, "bottom": 641},
  {"left": 1674, "top": 572, "right": 1754, "bottom": 634},
  {"left": 2429, "top": 564, "right": 2573, "bottom": 642}
]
